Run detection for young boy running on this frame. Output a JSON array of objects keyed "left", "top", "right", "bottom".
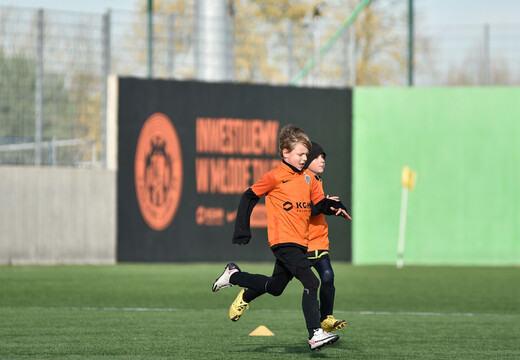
[
  {"left": 304, "top": 141, "right": 348, "bottom": 332},
  {"left": 212, "top": 125, "right": 351, "bottom": 351},
  {"left": 225, "top": 141, "right": 350, "bottom": 333}
]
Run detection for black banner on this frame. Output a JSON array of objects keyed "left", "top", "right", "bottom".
[{"left": 117, "top": 78, "right": 352, "bottom": 262}]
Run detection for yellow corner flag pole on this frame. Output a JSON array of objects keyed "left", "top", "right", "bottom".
[{"left": 397, "top": 166, "right": 417, "bottom": 269}]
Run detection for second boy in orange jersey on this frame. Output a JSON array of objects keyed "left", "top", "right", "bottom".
[
  {"left": 212, "top": 125, "right": 352, "bottom": 351},
  {"left": 305, "top": 141, "right": 349, "bottom": 332}
]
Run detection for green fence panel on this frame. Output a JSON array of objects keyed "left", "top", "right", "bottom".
[{"left": 353, "top": 87, "right": 520, "bottom": 265}]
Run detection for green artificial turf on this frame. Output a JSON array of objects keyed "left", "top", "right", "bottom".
[{"left": 1, "top": 264, "right": 519, "bottom": 359}]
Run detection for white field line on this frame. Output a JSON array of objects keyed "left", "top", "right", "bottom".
[{"left": 12, "top": 306, "right": 520, "bottom": 318}]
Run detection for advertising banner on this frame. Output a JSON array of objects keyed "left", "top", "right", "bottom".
[{"left": 116, "top": 78, "right": 352, "bottom": 262}]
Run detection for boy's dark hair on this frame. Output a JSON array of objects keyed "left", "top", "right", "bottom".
[{"left": 278, "top": 124, "right": 311, "bottom": 157}]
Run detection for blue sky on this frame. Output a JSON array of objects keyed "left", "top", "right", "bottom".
[{"left": 0, "top": 0, "right": 519, "bottom": 25}]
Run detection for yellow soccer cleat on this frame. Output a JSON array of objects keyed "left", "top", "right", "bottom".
[
  {"left": 321, "top": 315, "right": 347, "bottom": 332},
  {"left": 229, "top": 289, "right": 249, "bottom": 322}
]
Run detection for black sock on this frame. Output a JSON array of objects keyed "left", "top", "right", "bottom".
[
  {"left": 242, "top": 288, "right": 265, "bottom": 303},
  {"left": 302, "top": 287, "right": 320, "bottom": 337},
  {"left": 319, "top": 282, "right": 335, "bottom": 322},
  {"left": 230, "top": 272, "right": 269, "bottom": 291}
]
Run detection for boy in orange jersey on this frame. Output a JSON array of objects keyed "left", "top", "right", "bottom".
[
  {"left": 212, "top": 125, "right": 352, "bottom": 351},
  {"left": 304, "top": 142, "right": 348, "bottom": 333},
  {"left": 223, "top": 141, "right": 350, "bottom": 332}
]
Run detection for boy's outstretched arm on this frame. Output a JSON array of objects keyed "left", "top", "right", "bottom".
[
  {"left": 232, "top": 188, "right": 260, "bottom": 244},
  {"left": 330, "top": 204, "right": 352, "bottom": 220},
  {"left": 314, "top": 197, "right": 352, "bottom": 220}
]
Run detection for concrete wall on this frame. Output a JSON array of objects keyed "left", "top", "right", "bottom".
[{"left": 0, "top": 166, "right": 116, "bottom": 264}]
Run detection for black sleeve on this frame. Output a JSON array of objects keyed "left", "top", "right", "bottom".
[
  {"left": 310, "top": 202, "right": 320, "bottom": 216},
  {"left": 232, "top": 188, "right": 260, "bottom": 244},
  {"left": 314, "top": 197, "right": 348, "bottom": 216}
]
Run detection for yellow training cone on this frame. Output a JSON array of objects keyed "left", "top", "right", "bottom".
[{"left": 249, "top": 325, "right": 274, "bottom": 336}]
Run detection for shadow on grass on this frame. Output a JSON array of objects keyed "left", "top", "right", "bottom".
[
  {"left": 240, "top": 346, "right": 328, "bottom": 356},
  {"left": 231, "top": 342, "right": 357, "bottom": 358}
]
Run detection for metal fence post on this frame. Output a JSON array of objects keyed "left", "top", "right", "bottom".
[
  {"left": 407, "top": 0, "right": 414, "bottom": 87},
  {"left": 167, "top": 13, "right": 175, "bottom": 78},
  {"left": 147, "top": 0, "right": 153, "bottom": 78},
  {"left": 50, "top": 136, "right": 56, "bottom": 166},
  {"left": 35, "top": 9, "right": 43, "bottom": 166},
  {"left": 312, "top": 20, "right": 318, "bottom": 86},
  {"left": 101, "top": 10, "right": 111, "bottom": 168},
  {"left": 483, "top": 24, "right": 490, "bottom": 86},
  {"left": 194, "top": 0, "right": 233, "bottom": 82},
  {"left": 227, "top": 2, "right": 235, "bottom": 81},
  {"left": 342, "top": 24, "right": 348, "bottom": 86},
  {"left": 287, "top": 21, "right": 294, "bottom": 83},
  {"left": 348, "top": 25, "right": 356, "bottom": 87}
]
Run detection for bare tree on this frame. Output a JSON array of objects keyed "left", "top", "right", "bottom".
[
  {"left": 444, "top": 43, "right": 517, "bottom": 86},
  {"left": 130, "top": 0, "right": 429, "bottom": 86}
]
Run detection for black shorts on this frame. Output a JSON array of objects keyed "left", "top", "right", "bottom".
[
  {"left": 272, "top": 245, "right": 313, "bottom": 275},
  {"left": 267, "top": 245, "right": 319, "bottom": 295}
]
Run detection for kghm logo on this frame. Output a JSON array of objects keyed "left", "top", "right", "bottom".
[
  {"left": 283, "top": 201, "right": 293, "bottom": 211},
  {"left": 135, "top": 113, "right": 183, "bottom": 231},
  {"left": 296, "top": 202, "right": 311, "bottom": 209}
]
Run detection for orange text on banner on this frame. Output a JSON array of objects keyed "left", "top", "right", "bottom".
[
  {"left": 196, "top": 157, "right": 280, "bottom": 194},
  {"left": 196, "top": 118, "right": 279, "bottom": 155}
]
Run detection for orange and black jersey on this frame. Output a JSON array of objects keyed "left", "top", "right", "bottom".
[
  {"left": 307, "top": 172, "right": 330, "bottom": 252},
  {"left": 232, "top": 161, "right": 347, "bottom": 249}
]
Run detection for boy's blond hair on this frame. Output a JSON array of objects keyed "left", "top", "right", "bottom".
[{"left": 278, "top": 124, "right": 311, "bottom": 157}]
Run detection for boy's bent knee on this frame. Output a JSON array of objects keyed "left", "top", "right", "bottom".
[
  {"left": 265, "top": 280, "right": 287, "bottom": 297},
  {"left": 268, "top": 288, "right": 284, "bottom": 296},
  {"left": 266, "top": 283, "right": 285, "bottom": 296},
  {"left": 297, "top": 268, "right": 319, "bottom": 290},
  {"left": 320, "top": 269, "right": 334, "bottom": 284},
  {"left": 304, "top": 276, "right": 320, "bottom": 290}
]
